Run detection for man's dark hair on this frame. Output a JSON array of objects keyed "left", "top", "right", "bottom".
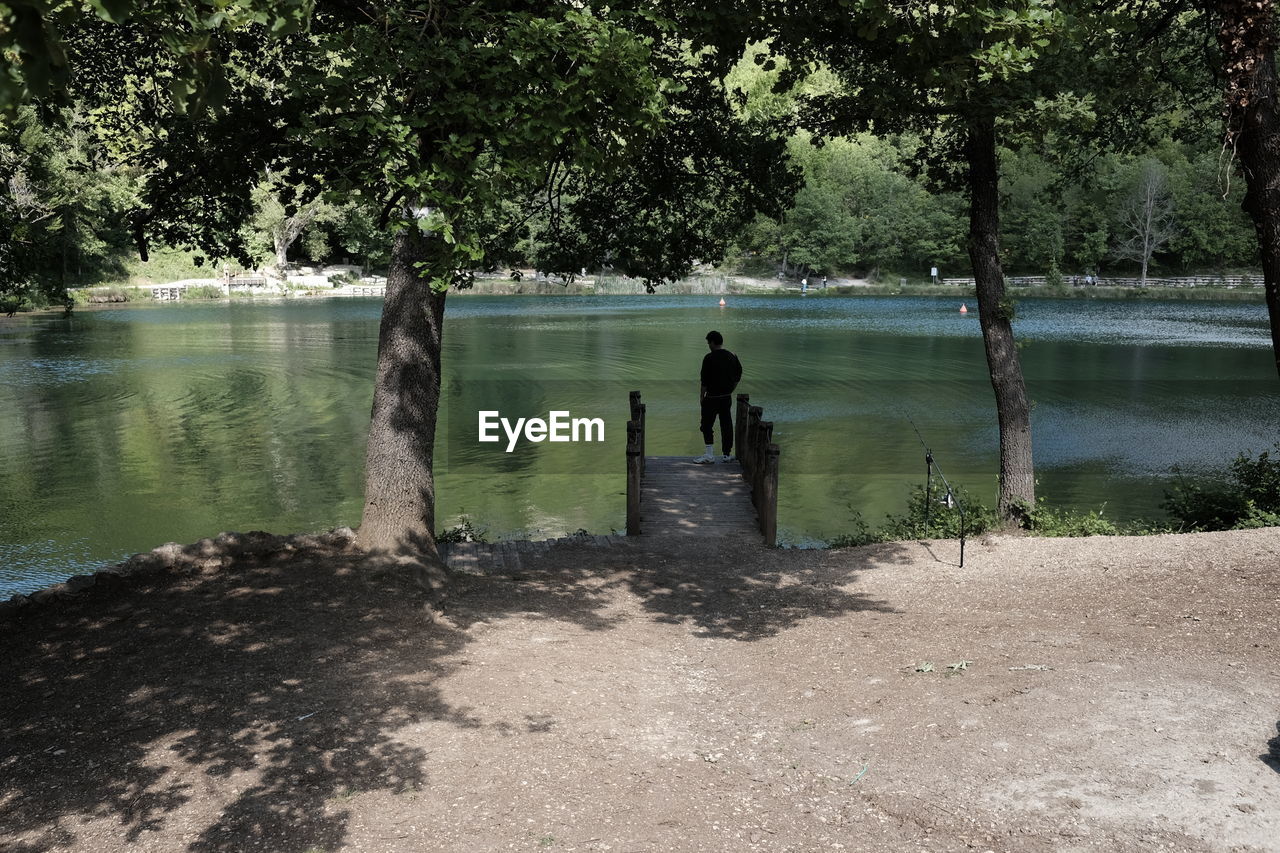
[{"left": 706, "top": 330, "right": 724, "bottom": 345}]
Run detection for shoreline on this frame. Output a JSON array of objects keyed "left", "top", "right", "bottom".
[
  {"left": 2, "top": 278, "right": 1268, "bottom": 319},
  {"left": 6, "top": 521, "right": 1277, "bottom": 620}
]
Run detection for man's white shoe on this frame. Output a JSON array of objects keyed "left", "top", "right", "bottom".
[
  {"left": 721, "top": 455, "right": 734, "bottom": 463},
  {"left": 693, "top": 452, "right": 717, "bottom": 464}
]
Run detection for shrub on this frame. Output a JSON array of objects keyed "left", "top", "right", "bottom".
[
  {"left": 880, "top": 482, "right": 999, "bottom": 541},
  {"left": 1045, "top": 262, "right": 1065, "bottom": 290},
  {"left": 437, "top": 517, "right": 488, "bottom": 543},
  {"left": 827, "top": 510, "right": 882, "bottom": 548},
  {"left": 1163, "top": 447, "right": 1280, "bottom": 531},
  {"left": 1025, "top": 500, "right": 1120, "bottom": 537},
  {"left": 183, "top": 285, "right": 226, "bottom": 300},
  {"left": 828, "top": 484, "right": 998, "bottom": 548}
]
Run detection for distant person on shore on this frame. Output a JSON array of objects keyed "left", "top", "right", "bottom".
[{"left": 694, "top": 330, "right": 743, "bottom": 464}]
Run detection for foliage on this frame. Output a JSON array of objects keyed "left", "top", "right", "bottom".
[
  {"left": 0, "top": 0, "right": 311, "bottom": 112},
  {"left": 1024, "top": 500, "right": 1121, "bottom": 537},
  {"left": 1163, "top": 447, "right": 1280, "bottom": 531},
  {"left": 120, "top": 245, "right": 222, "bottom": 284},
  {"left": 519, "top": 53, "right": 798, "bottom": 288},
  {"left": 828, "top": 485, "right": 1201, "bottom": 546},
  {"left": 0, "top": 105, "right": 136, "bottom": 306},
  {"left": 829, "top": 484, "right": 999, "bottom": 548},
  {"left": 182, "top": 284, "right": 225, "bottom": 300},
  {"left": 436, "top": 518, "right": 488, "bottom": 544}
]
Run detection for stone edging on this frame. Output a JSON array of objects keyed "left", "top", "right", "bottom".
[{"left": 0, "top": 528, "right": 359, "bottom": 621}]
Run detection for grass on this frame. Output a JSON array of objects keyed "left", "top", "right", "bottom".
[
  {"left": 829, "top": 450, "right": 1280, "bottom": 549},
  {"left": 119, "top": 246, "right": 228, "bottom": 285}
]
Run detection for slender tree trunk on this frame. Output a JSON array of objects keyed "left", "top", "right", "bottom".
[
  {"left": 1217, "top": 0, "right": 1280, "bottom": 378},
  {"left": 357, "top": 227, "right": 448, "bottom": 555},
  {"left": 274, "top": 231, "right": 289, "bottom": 272},
  {"left": 966, "top": 114, "right": 1035, "bottom": 523}
]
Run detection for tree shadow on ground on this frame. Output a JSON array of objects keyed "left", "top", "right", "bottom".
[
  {"left": 1264, "top": 722, "right": 1280, "bottom": 776},
  {"left": 0, "top": 534, "right": 909, "bottom": 852},
  {"left": 443, "top": 537, "right": 908, "bottom": 642},
  {"left": 0, "top": 548, "right": 467, "bottom": 853}
]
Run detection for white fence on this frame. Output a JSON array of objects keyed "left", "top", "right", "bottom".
[{"left": 942, "top": 274, "right": 1263, "bottom": 289}]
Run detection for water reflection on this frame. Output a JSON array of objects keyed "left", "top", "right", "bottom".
[{"left": 0, "top": 294, "right": 1274, "bottom": 595}]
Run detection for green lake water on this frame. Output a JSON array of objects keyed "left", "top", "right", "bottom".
[{"left": 1, "top": 294, "right": 1276, "bottom": 596}]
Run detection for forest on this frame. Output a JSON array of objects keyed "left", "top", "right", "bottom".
[{"left": 1, "top": 42, "right": 1264, "bottom": 312}]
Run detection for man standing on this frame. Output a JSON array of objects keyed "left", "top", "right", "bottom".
[{"left": 694, "top": 330, "right": 743, "bottom": 463}]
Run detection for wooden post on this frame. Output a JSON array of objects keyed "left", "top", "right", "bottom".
[
  {"left": 639, "top": 402, "right": 646, "bottom": 478},
  {"left": 745, "top": 405, "right": 763, "bottom": 482},
  {"left": 755, "top": 421, "right": 773, "bottom": 506},
  {"left": 735, "top": 394, "right": 749, "bottom": 466},
  {"left": 760, "top": 443, "right": 780, "bottom": 547},
  {"left": 626, "top": 419, "right": 642, "bottom": 536}
]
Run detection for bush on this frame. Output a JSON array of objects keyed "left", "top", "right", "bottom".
[
  {"left": 882, "top": 482, "right": 1000, "bottom": 540},
  {"left": 828, "top": 484, "right": 998, "bottom": 548},
  {"left": 437, "top": 517, "right": 488, "bottom": 543},
  {"left": 1163, "top": 447, "right": 1280, "bottom": 531},
  {"left": 1045, "top": 262, "right": 1065, "bottom": 290},
  {"left": 183, "top": 285, "right": 226, "bottom": 300},
  {"left": 827, "top": 510, "right": 882, "bottom": 548},
  {"left": 1025, "top": 500, "right": 1121, "bottom": 537}
]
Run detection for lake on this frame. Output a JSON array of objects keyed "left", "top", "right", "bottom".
[{"left": 1, "top": 293, "right": 1276, "bottom": 596}]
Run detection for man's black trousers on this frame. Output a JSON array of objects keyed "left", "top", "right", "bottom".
[{"left": 700, "top": 395, "right": 733, "bottom": 454}]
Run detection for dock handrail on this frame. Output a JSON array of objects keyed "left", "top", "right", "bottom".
[
  {"left": 625, "top": 392, "right": 646, "bottom": 535},
  {"left": 625, "top": 391, "right": 778, "bottom": 546},
  {"left": 736, "top": 394, "right": 779, "bottom": 546}
]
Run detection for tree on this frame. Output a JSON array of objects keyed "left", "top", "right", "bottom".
[
  {"left": 1210, "top": 0, "right": 1280, "bottom": 377},
  {"left": 1, "top": 105, "right": 135, "bottom": 311},
  {"left": 703, "top": 2, "right": 1079, "bottom": 522},
  {"left": 1113, "top": 159, "right": 1180, "bottom": 283},
  {"left": 246, "top": 181, "right": 334, "bottom": 273},
  {"left": 0, "top": 0, "right": 311, "bottom": 112},
  {"left": 33, "top": 3, "right": 793, "bottom": 582}
]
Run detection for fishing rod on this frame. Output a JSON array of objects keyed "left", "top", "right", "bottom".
[{"left": 904, "top": 412, "right": 966, "bottom": 568}]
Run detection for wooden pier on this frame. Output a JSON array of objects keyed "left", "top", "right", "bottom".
[{"left": 626, "top": 391, "right": 779, "bottom": 546}]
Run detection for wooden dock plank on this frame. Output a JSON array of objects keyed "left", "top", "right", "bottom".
[{"left": 636, "top": 455, "right": 761, "bottom": 540}]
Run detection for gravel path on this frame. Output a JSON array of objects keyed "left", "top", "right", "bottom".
[{"left": 2, "top": 528, "right": 1277, "bottom": 852}]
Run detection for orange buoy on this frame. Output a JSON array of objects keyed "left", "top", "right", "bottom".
[
  {"left": 959, "top": 303, "right": 968, "bottom": 314},
  {"left": 719, "top": 297, "right": 726, "bottom": 307}
]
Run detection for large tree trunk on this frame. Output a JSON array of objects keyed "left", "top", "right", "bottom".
[
  {"left": 357, "top": 227, "right": 448, "bottom": 557},
  {"left": 1217, "top": 0, "right": 1280, "bottom": 378},
  {"left": 966, "top": 113, "right": 1035, "bottom": 523}
]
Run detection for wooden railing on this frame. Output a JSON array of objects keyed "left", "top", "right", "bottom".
[
  {"left": 625, "top": 391, "right": 646, "bottom": 536},
  {"left": 736, "top": 394, "right": 780, "bottom": 547},
  {"left": 624, "top": 390, "right": 779, "bottom": 545}
]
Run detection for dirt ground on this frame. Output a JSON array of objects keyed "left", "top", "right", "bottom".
[{"left": 2, "top": 528, "right": 1278, "bottom": 853}]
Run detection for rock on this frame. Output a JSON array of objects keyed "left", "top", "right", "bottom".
[
  {"left": 182, "top": 537, "right": 219, "bottom": 559},
  {"left": 322, "top": 527, "right": 358, "bottom": 549},
  {"left": 93, "top": 570, "right": 126, "bottom": 590},
  {"left": 241, "top": 531, "right": 285, "bottom": 555},
  {"left": 30, "top": 586, "right": 69, "bottom": 605},
  {"left": 65, "top": 574, "right": 96, "bottom": 593},
  {"left": 214, "top": 531, "right": 247, "bottom": 553},
  {"left": 0, "top": 595, "right": 31, "bottom": 619},
  {"left": 150, "top": 542, "right": 185, "bottom": 566}
]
